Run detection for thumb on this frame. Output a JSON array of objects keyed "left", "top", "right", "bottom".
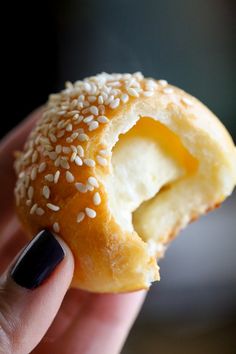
[{"left": 0, "top": 229, "right": 74, "bottom": 354}]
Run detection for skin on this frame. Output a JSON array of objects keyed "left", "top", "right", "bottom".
[{"left": 0, "top": 109, "right": 146, "bottom": 354}]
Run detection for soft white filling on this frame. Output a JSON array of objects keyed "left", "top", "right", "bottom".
[{"left": 106, "top": 133, "right": 183, "bottom": 232}]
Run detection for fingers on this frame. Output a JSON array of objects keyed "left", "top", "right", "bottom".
[
  {"left": 54, "top": 290, "right": 146, "bottom": 354},
  {"left": 0, "top": 107, "right": 43, "bottom": 223},
  {"left": 0, "top": 230, "right": 74, "bottom": 354}
]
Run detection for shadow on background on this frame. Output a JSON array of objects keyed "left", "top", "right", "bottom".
[{"left": 2, "top": 1, "right": 236, "bottom": 353}]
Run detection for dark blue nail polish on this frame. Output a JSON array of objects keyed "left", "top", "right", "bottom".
[{"left": 11, "top": 229, "right": 65, "bottom": 289}]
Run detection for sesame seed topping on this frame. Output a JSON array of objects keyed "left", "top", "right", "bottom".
[
  {"left": 30, "top": 166, "right": 37, "bottom": 181},
  {"left": 70, "top": 151, "right": 77, "bottom": 162},
  {"left": 27, "top": 186, "right": 34, "bottom": 199},
  {"left": 163, "top": 87, "right": 173, "bottom": 94},
  {"left": 66, "top": 123, "right": 73, "bottom": 132},
  {"left": 93, "top": 192, "right": 101, "bottom": 205},
  {"left": 90, "top": 106, "right": 99, "bottom": 115},
  {"left": 49, "top": 151, "right": 57, "bottom": 160},
  {"left": 121, "top": 94, "right": 129, "bottom": 103},
  {"left": 97, "top": 115, "right": 109, "bottom": 123},
  {"left": 32, "top": 150, "right": 38, "bottom": 163},
  {"left": 42, "top": 185, "right": 50, "bottom": 199},
  {"left": 98, "top": 95, "right": 104, "bottom": 104},
  {"left": 99, "top": 149, "right": 110, "bottom": 156},
  {"left": 62, "top": 146, "right": 71, "bottom": 154},
  {"left": 74, "top": 155, "right": 83, "bottom": 166},
  {"left": 55, "top": 145, "right": 62, "bottom": 154},
  {"left": 96, "top": 155, "right": 107, "bottom": 166},
  {"left": 38, "top": 162, "right": 46, "bottom": 173},
  {"left": 88, "top": 121, "right": 99, "bottom": 131},
  {"left": 36, "top": 207, "right": 45, "bottom": 216},
  {"left": 66, "top": 171, "right": 75, "bottom": 183},
  {"left": 45, "top": 174, "right": 54, "bottom": 182},
  {"left": 181, "top": 97, "right": 193, "bottom": 106},
  {"left": 109, "top": 98, "right": 120, "bottom": 109},
  {"left": 30, "top": 203, "right": 38, "bottom": 215},
  {"left": 126, "top": 87, "right": 139, "bottom": 97},
  {"left": 77, "top": 145, "right": 84, "bottom": 157},
  {"left": 83, "top": 115, "right": 94, "bottom": 123},
  {"left": 84, "top": 159, "right": 96, "bottom": 167},
  {"left": 54, "top": 170, "right": 60, "bottom": 183},
  {"left": 78, "top": 133, "right": 89, "bottom": 142},
  {"left": 75, "top": 182, "right": 88, "bottom": 193},
  {"left": 88, "top": 176, "right": 99, "bottom": 188},
  {"left": 53, "top": 222, "right": 60, "bottom": 233},
  {"left": 77, "top": 212, "right": 85, "bottom": 223},
  {"left": 85, "top": 207, "right": 96, "bottom": 218},
  {"left": 158, "top": 79, "right": 168, "bottom": 86},
  {"left": 46, "top": 203, "right": 60, "bottom": 211},
  {"left": 60, "top": 158, "right": 70, "bottom": 169},
  {"left": 143, "top": 91, "right": 154, "bottom": 97}
]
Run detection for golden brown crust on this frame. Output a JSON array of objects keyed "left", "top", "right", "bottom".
[{"left": 14, "top": 73, "right": 236, "bottom": 293}]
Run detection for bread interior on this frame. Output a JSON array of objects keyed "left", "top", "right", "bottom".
[{"left": 105, "top": 117, "right": 198, "bottom": 251}]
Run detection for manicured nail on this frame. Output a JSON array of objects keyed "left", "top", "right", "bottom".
[{"left": 11, "top": 229, "right": 65, "bottom": 289}]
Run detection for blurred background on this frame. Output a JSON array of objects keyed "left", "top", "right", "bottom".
[{"left": 2, "top": 0, "right": 236, "bottom": 352}]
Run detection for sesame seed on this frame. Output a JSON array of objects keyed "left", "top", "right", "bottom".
[
  {"left": 70, "top": 151, "right": 77, "bottom": 162},
  {"left": 84, "top": 159, "right": 96, "bottom": 167},
  {"left": 46, "top": 203, "right": 60, "bottom": 211},
  {"left": 26, "top": 199, "right": 32, "bottom": 206},
  {"left": 127, "top": 87, "right": 139, "bottom": 97},
  {"left": 75, "top": 182, "right": 87, "bottom": 193},
  {"left": 32, "top": 150, "right": 38, "bottom": 163},
  {"left": 30, "top": 203, "right": 38, "bottom": 215},
  {"left": 88, "top": 95, "right": 97, "bottom": 103},
  {"left": 86, "top": 183, "right": 94, "bottom": 191},
  {"left": 158, "top": 79, "right": 168, "bottom": 87},
  {"left": 90, "top": 106, "right": 99, "bottom": 115},
  {"left": 93, "top": 192, "right": 101, "bottom": 205},
  {"left": 121, "top": 94, "right": 129, "bottom": 103},
  {"left": 42, "top": 185, "right": 50, "bottom": 199},
  {"left": 60, "top": 158, "right": 70, "bottom": 169},
  {"left": 99, "top": 149, "right": 110, "bottom": 156},
  {"left": 88, "top": 176, "right": 99, "bottom": 188},
  {"left": 30, "top": 167, "right": 37, "bottom": 181},
  {"left": 83, "top": 115, "right": 94, "bottom": 123},
  {"left": 27, "top": 186, "right": 34, "bottom": 199},
  {"left": 62, "top": 146, "right": 71, "bottom": 154},
  {"left": 53, "top": 222, "right": 60, "bottom": 233},
  {"left": 77, "top": 212, "right": 85, "bottom": 223},
  {"left": 45, "top": 174, "right": 54, "bottom": 182},
  {"left": 55, "top": 145, "right": 62, "bottom": 154},
  {"left": 78, "top": 133, "right": 89, "bottom": 142},
  {"left": 96, "top": 155, "right": 107, "bottom": 166},
  {"left": 66, "top": 123, "right": 73, "bottom": 132},
  {"left": 88, "top": 121, "right": 99, "bottom": 131},
  {"left": 85, "top": 207, "right": 96, "bottom": 218},
  {"left": 57, "top": 130, "right": 65, "bottom": 138},
  {"left": 77, "top": 145, "right": 84, "bottom": 157},
  {"left": 74, "top": 155, "right": 83, "bottom": 166},
  {"left": 97, "top": 115, "right": 109, "bottom": 123},
  {"left": 98, "top": 95, "right": 104, "bottom": 104},
  {"left": 36, "top": 207, "right": 45, "bottom": 216},
  {"left": 49, "top": 151, "right": 58, "bottom": 160},
  {"left": 66, "top": 171, "right": 75, "bottom": 183},
  {"left": 143, "top": 91, "right": 154, "bottom": 97},
  {"left": 181, "top": 97, "right": 193, "bottom": 106},
  {"left": 54, "top": 170, "right": 60, "bottom": 183},
  {"left": 54, "top": 156, "right": 61, "bottom": 167},
  {"left": 49, "top": 133, "right": 57, "bottom": 143},
  {"left": 71, "top": 132, "right": 79, "bottom": 140},
  {"left": 109, "top": 98, "right": 120, "bottom": 109},
  {"left": 163, "top": 87, "right": 173, "bottom": 94}
]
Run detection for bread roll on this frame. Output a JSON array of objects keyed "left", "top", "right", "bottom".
[{"left": 14, "top": 72, "right": 236, "bottom": 293}]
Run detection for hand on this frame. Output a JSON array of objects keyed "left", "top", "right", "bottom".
[{"left": 0, "top": 109, "right": 146, "bottom": 354}]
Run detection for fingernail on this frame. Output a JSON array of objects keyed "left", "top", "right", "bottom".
[{"left": 11, "top": 230, "right": 65, "bottom": 289}]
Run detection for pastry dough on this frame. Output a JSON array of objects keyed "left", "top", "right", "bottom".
[{"left": 14, "top": 73, "right": 236, "bottom": 292}]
